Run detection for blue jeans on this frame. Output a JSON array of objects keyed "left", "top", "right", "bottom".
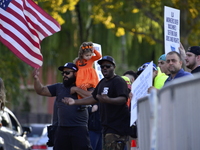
[{"left": 89, "top": 130, "right": 102, "bottom": 150}]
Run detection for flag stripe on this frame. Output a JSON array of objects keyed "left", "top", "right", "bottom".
[
  {"left": 0, "top": 0, "right": 61, "bottom": 68},
  {"left": 0, "top": 33, "right": 42, "bottom": 68},
  {"left": 13, "top": 1, "right": 47, "bottom": 40},
  {"left": 25, "top": 16, "right": 48, "bottom": 40},
  {"left": 1, "top": 24, "right": 43, "bottom": 61},
  {"left": 24, "top": 2, "right": 60, "bottom": 35},
  {"left": 1, "top": 11, "right": 40, "bottom": 51},
  {"left": 27, "top": 0, "right": 61, "bottom": 30},
  {"left": 4, "top": 4, "right": 41, "bottom": 43}
]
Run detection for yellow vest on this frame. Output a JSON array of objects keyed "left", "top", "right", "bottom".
[{"left": 154, "top": 67, "right": 168, "bottom": 89}]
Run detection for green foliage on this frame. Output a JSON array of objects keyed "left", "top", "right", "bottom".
[
  {"left": 0, "top": 43, "right": 31, "bottom": 106},
  {"left": 2, "top": 0, "right": 200, "bottom": 106}
]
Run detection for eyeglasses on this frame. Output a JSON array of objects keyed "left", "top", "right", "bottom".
[
  {"left": 61, "top": 71, "right": 74, "bottom": 76},
  {"left": 100, "top": 64, "right": 112, "bottom": 69}
]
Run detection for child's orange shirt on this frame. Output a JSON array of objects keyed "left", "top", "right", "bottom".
[{"left": 76, "top": 50, "right": 101, "bottom": 88}]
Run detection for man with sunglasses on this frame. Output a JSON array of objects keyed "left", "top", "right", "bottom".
[
  {"left": 32, "top": 62, "right": 92, "bottom": 150},
  {"left": 185, "top": 46, "right": 200, "bottom": 74},
  {"left": 63, "top": 56, "right": 137, "bottom": 150}
]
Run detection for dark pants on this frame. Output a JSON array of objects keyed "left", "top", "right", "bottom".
[
  {"left": 54, "top": 126, "right": 92, "bottom": 150},
  {"left": 89, "top": 130, "right": 102, "bottom": 150}
]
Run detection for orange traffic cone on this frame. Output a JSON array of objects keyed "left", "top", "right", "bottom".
[{"left": 131, "top": 139, "right": 137, "bottom": 150}]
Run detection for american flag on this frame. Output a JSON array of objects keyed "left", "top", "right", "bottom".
[{"left": 0, "top": 0, "right": 61, "bottom": 68}]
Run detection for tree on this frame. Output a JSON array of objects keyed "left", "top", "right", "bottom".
[
  {"left": 0, "top": 43, "right": 31, "bottom": 106},
  {"left": 41, "top": 0, "right": 200, "bottom": 66},
  {"left": 1, "top": 0, "right": 200, "bottom": 106}
]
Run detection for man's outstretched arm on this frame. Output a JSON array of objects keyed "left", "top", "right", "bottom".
[
  {"left": 62, "top": 95, "right": 97, "bottom": 105},
  {"left": 33, "top": 68, "right": 52, "bottom": 96}
]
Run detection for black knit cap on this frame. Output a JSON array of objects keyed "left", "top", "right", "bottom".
[{"left": 187, "top": 46, "right": 200, "bottom": 55}]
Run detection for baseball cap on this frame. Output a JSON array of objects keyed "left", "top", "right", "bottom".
[
  {"left": 138, "top": 62, "right": 157, "bottom": 72},
  {"left": 97, "top": 56, "right": 116, "bottom": 66},
  {"left": 58, "top": 62, "right": 78, "bottom": 71},
  {"left": 187, "top": 46, "right": 200, "bottom": 55},
  {"left": 158, "top": 54, "right": 166, "bottom": 61}
]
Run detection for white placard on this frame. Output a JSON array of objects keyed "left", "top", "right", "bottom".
[
  {"left": 130, "top": 61, "right": 153, "bottom": 125},
  {"left": 93, "top": 43, "right": 103, "bottom": 81},
  {"left": 164, "top": 6, "right": 180, "bottom": 54}
]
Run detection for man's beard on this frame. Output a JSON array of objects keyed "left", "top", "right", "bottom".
[{"left": 63, "top": 75, "right": 76, "bottom": 87}]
